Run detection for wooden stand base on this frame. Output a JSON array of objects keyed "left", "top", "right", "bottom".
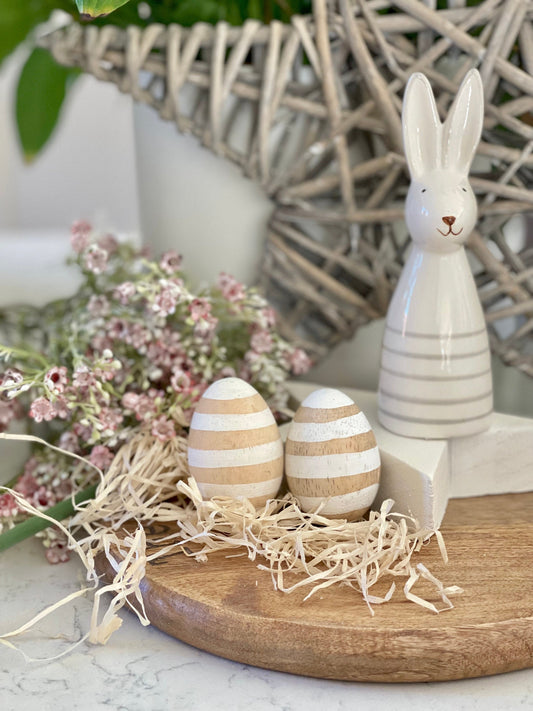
[{"left": 97, "top": 493, "right": 533, "bottom": 682}]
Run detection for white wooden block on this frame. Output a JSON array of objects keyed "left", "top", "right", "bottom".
[
  {"left": 450, "top": 412, "right": 533, "bottom": 497},
  {"left": 288, "top": 383, "right": 449, "bottom": 529}
]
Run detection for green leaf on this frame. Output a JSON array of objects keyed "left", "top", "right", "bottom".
[
  {"left": 15, "top": 48, "right": 80, "bottom": 162},
  {"left": 0, "top": 0, "right": 51, "bottom": 66},
  {"left": 75, "top": 0, "right": 132, "bottom": 19}
]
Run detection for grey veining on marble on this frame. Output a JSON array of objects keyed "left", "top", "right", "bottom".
[{"left": 1, "top": 539, "right": 533, "bottom": 711}]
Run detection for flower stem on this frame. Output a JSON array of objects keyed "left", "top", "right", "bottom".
[{"left": 0, "top": 483, "right": 97, "bottom": 553}]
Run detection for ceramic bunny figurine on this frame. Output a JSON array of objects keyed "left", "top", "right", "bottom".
[{"left": 377, "top": 69, "right": 493, "bottom": 439}]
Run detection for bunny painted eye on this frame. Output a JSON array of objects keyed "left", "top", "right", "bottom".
[
  {"left": 462, "top": 187, "right": 467, "bottom": 192},
  {"left": 421, "top": 188, "right": 426, "bottom": 193}
]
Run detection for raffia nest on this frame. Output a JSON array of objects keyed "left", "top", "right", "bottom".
[{"left": 42, "top": 0, "right": 533, "bottom": 374}]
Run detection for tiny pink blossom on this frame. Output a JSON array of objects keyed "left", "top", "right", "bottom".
[
  {"left": 288, "top": 348, "right": 312, "bottom": 375},
  {"left": 52, "top": 396, "right": 70, "bottom": 420},
  {"left": 0, "top": 492, "right": 18, "bottom": 518},
  {"left": 259, "top": 307, "right": 277, "bottom": 329},
  {"left": 32, "top": 486, "right": 55, "bottom": 509},
  {"left": 29, "top": 397, "right": 56, "bottom": 423},
  {"left": 193, "top": 314, "right": 218, "bottom": 339},
  {"left": 189, "top": 298, "right": 212, "bottom": 323},
  {"left": 134, "top": 394, "right": 158, "bottom": 421},
  {"left": 59, "top": 431, "right": 80, "bottom": 453},
  {"left": 250, "top": 330, "right": 273, "bottom": 354},
  {"left": 218, "top": 273, "right": 245, "bottom": 302},
  {"left": 114, "top": 281, "right": 136, "bottom": 305},
  {"left": 0, "top": 400, "right": 16, "bottom": 429},
  {"left": 73, "top": 421, "right": 92, "bottom": 442},
  {"left": 160, "top": 251, "right": 182, "bottom": 274},
  {"left": 151, "top": 415, "right": 175, "bottom": 442},
  {"left": 170, "top": 368, "right": 192, "bottom": 392},
  {"left": 98, "top": 407, "right": 123, "bottom": 432},
  {"left": 44, "top": 366, "right": 69, "bottom": 394},
  {"left": 122, "top": 392, "right": 140, "bottom": 410},
  {"left": 84, "top": 245, "right": 108, "bottom": 274},
  {"left": 98, "top": 233, "right": 119, "bottom": 254},
  {"left": 73, "top": 366, "right": 96, "bottom": 390},
  {"left": 153, "top": 287, "right": 178, "bottom": 317},
  {"left": 88, "top": 294, "right": 110, "bottom": 318},
  {"left": 70, "top": 220, "right": 91, "bottom": 253},
  {"left": 14, "top": 471, "right": 39, "bottom": 498},
  {"left": 90, "top": 444, "right": 114, "bottom": 470},
  {"left": 46, "top": 543, "right": 70, "bottom": 564}
]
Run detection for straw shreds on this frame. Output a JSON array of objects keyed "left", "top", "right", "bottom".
[{"left": 1, "top": 430, "right": 461, "bottom": 658}]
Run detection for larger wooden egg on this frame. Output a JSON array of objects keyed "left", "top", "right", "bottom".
[
  {"left": 187, "top": 377, "right": 283, "bottom": 507},
  {"left": 285, "top": 388, "right": 380, "bottom": 520}
]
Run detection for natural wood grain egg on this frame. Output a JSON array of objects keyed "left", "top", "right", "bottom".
[
  {"left": 285, "top": 388, "right": 380, "bottom": 520},
  {"left": 187, "top": 377, "right": 283, "bottom": 507}
]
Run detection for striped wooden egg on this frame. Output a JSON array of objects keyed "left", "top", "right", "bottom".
[
  {"left": 187, "top": 377, "right": 283, "bottom": 507},
  {"left": 285, "top": 388, "right": 380, "bottom": 520}
]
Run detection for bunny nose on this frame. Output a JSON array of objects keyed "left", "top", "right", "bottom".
[{"left": 442, "top": 215, "right": 456, "bottom": 227}]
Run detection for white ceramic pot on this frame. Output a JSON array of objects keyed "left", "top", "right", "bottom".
[{"left": 133, "top": 102, "right": 273, "bottom": 287}]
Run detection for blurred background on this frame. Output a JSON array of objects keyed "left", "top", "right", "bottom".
[{"left": 1, "top": 12, "right": 532, "bottom": 416}]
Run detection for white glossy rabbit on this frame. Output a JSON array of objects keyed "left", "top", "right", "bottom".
[{"left": 377, "top": 69, "right": 493, "bottom": 439}]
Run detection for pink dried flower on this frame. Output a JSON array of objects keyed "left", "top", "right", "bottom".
[
  {"left": 29, "top": 397, "right": 56, "bottom": 423},
  {"left": 153, "top": 287, "right": 178, "bottom": 317},
  {"left": 218, "top": 273, "right": 245, "bottom": 302},
  {"left": 250, "top": 330, "right": 273, "bottom": 354},
  {"left": 114, "top": 281, "right": 136, "bottom": 305},
  {"left": 170, "top": 368, "right": 192, "bottom": 392},
  {"left": 151, "top": 415, "right": 175, "bottom": 442},
  {"left": 84, "top": 245, "right": 108, "bottom": 274},
  {"left": 189, "top": 298, "right": 212, "bottom": 323},
  {"left": 32, "top": 486, "right": 55, "bottom": 509},
  {"left": 46, "top": 543, "right": 70, "bottom": 564},
  {"left": 89, "top": 444, "right": 114, "bottom": 470},
  {"left": 125, "top": 323, "right": 150, "bottom": 351},
  {"left": 70, "top": 220, "right": 91, "bottom": 253},
  {"left": 288, "top": 348, "right": 312, "bottom": 375},
  {"left": 52, "top": 396, "right": 70, "bottom": 420},
  {"left": 160, "top": 251, "right": 182, "bottom": 274},
  {"left": 259, "top": 307, "right": 277, "bottom": 329},
  {"left": 98, "top": 407, "right": 123, "bottom": 432},
  {"left": 73, "top": 366, "right": 96, "bottom": 390},
  {"left": 0, "top": 400, "right": 16, "bottom": 429},
  {"left": 44, "top": 366, "right": 68, "bottom": 394},
  {"left": 193, "top": 313, "right": 218, "bottom": 339},
  {"left": 134, "top": 394, "right": 158, "bottom": 422},
  {"left": 88, "top": 295, "right": 110, "bottom": 318},
  {"left": 73, "top": 421, "right": 92, "bottom": 442},
  {"left": 0, "top": 492, "right": 18, "bottom": 518},
  {"left": 121, "top": 392, "right": 140, "bottom": 410},
  {"left": 98, "top": 233, "right": 119, "bottom": 254},
  {"left": 58, "top": 431, "right": 80, "bottom": 453},
  {"left": 14, "top": 471, "right": 39, "bottom": 498}
]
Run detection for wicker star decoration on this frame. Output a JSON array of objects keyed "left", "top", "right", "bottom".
[{"left": 44, "top": 0, "right": 533, "bottom": 374}]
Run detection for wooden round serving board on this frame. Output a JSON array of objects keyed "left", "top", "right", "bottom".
[{"left": 96, "top": 493, "right": 533, "bottom": 682}]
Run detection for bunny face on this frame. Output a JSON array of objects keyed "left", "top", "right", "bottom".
[
  {"left": 402, "top": 70, "right": 484, "bottom": 253},
  {"left": 406, "top": 171, "right": 477, "bottom": 252}
]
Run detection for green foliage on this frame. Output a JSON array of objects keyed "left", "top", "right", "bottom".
[
  {"left": 15, "top": 48, "right": 80, "bottom": 162},
  {"left": 76, "top": 0, "right": 131, "bottom": 18}
]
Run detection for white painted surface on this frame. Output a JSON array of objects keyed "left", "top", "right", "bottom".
[
  {"left": 298, "top": 483, "right": 380, "bottom": 517},
  {"left": 190, "top": 408, "right": 274, "bottom": 432},
  {"left": 201, "top": 377, "right": 258, "bottom": 400},
  {"left": 285, "top": 448, "right": 381, "bottom": 479},
  {"left": 301, "top": 388, "right": 356, "bottom": 409},
  {"left": 198, "top": 476, "right": 282, "bottom": 500},
  {"left": 287, "top": 413, "right": 371, "bottom": 442},
  {"left": 188, "top": 439, "right": 283, "bottom": 468}
]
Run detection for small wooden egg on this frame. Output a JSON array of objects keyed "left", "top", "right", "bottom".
[
  {"left": 187, "top": 377, "right": 283, "bottom": 507},
  {"left": 285, "top": 388, "right": 380, "bottom": 520}
]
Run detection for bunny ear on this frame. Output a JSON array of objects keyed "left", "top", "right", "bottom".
[
  {"left": 443, "top": 69, "right": 484, "bottom": 174},
  {"left": 402, "top": 73, "right": 442, "bottom": 180}
]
